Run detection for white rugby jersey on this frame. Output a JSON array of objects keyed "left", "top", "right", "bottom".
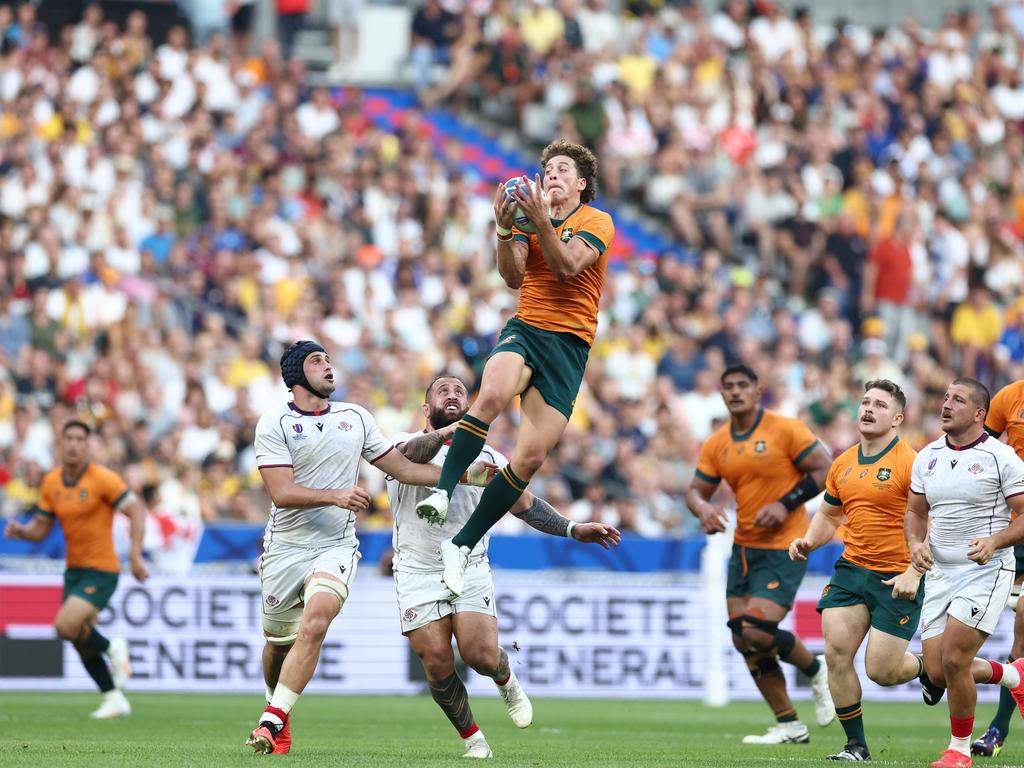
[
  {"left": 386, "top": 431, "right": 508, "bottom": 573},
  {"left": 911, "top": 431, "right": 1024, "bottom": 566},
  {"left": 254, "top": 400, "right": 392, "bottom": 547}
]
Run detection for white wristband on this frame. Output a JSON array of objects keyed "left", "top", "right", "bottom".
[
  {"left": 565, "top": 520, "right": 576, "bottom": 539},
  {"left": 496, "top": 223, "right": 511, "bottom": 237}
]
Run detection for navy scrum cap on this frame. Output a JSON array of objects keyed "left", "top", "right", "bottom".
[{"left": 280, "top": 340, "right": 329, "bottom": 396}]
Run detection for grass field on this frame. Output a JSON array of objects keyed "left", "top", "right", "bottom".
[{"left": 0, "top": 693, "right": 1019, "bottom": 767}]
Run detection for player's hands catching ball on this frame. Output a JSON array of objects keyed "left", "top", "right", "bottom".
[
  {"left": 493, "top": 182, "right": 516, "bottom": 231},
  {"left": 909, "top": 540, "right": 934, "bottom": 573},
  {"left": 510, "top": 174, "right": 550, "bottom": 229},
  {"left": 571, "top": 522, "right": 622, "bottom": 549},
  {"left": 967, "top": 536, "right": 998, "bottom": 566},
  {"left": 788, "top": 537, "right": 812, "bottom": 561},
  {"left": 752, "top": 501, "right": 787, "bottom": 529},
  {"left": 332, "top": 486, "right": 372, "bottom": 513}
]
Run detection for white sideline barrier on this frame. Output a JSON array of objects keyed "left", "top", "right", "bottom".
[{"left": 0, "top": 571, "right": 1017, "bottom": 700}]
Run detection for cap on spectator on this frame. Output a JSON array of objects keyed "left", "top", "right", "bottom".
[
  {"left": 861, "top": 316, "right": 886, "bottom": 338},
  {"left": 907, "top": 332, "right": 929, "bottom": 352}
]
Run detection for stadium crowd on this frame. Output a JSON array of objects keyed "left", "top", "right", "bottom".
[{"left": 1, "top": 1, "right": 1024, "bottom": 541}]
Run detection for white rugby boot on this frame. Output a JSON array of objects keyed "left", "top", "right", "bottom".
[
  {"left": 810, "top": 654, "right": 836, "bottom": 727},
  {"left": 497, "top": 670, "right": 533, "bottom": 728},
  {"left": 741, "top": 721, "right": 810, "bottom": 744}
]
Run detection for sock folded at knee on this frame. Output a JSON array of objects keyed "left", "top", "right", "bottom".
[
  {"left": 81, "top": 625, "right": 111, "bottom": 654},
  {"left": 438, "top": 416, "right": 490, "bottom": 496},
  {"left": 452, "top": 465, "right": 526, "bottom": 550}
]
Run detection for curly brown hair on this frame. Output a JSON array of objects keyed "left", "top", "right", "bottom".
[{"left": 539, "top": 140, "right": 598, "bottom": 203}]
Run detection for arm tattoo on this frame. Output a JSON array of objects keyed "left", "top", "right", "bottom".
[
  {"left": 399, "top": 431, "right": 448, "bottom": 463},
  {"left": 512, "top": 496, "right": 571, "bottom": 538}
]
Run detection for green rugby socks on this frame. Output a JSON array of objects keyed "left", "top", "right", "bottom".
[
  {"left": 452, "top": 465, "right": 527, "bottom": 549},
  {"left": 437, "top": 415, "right": 490, "bottom": 496}
]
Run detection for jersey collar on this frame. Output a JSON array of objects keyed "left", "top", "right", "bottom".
[
  {"left": 945, "top": 431, "right": 989, "bottom": 451},
  {"left": 289, "top": 401, "right": 331, "bottom": 417},
  {"left": 858, "top": 435, "right": 899, "bottom": 465},
  {"left": 550, "top": 202, "right": 582, "bottom": 227},
  {"left": 62, "top": 462, "right": 90, "bottom": 488},
  {"left": 731, "top": 408, "right": 764, "bottom": 442}
]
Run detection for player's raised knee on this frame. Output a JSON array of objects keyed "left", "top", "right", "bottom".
[{"left": 55, "top": 618, "right": 84, "bottom": 643}]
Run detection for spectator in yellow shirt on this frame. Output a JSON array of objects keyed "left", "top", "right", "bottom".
[
  {"left": 950, "top": 287, "right": 1003, "bottom": 379},
  {"left": 518, "top": 0, "right": 564, "bottom": 56}
]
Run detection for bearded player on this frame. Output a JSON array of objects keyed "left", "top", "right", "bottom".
[
  {"left": 415, "top": 139, "right": 615, "bottom": 598},
  {"left": 388, "top": 374, "right": 620, "bottom": 758}
]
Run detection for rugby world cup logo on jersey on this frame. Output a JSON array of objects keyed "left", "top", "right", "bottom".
[
  {"left": 291, "top": 423, "right": 306, "bottom": 440},
  {"left": 926, "top": 458, "right": 937, "bottom": 475}
]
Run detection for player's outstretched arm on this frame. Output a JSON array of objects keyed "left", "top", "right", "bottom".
[
  {"left": 905, "top": 491, "right": 933, "bottom": 573},
  {"left": 3, "top": 511, "right": 54, "bottom": 542},
  {"left": 397, "top": 423, "right": 458, "bottom": 464},
  {"left": 258, "top": 466, "right": 370, "bottom": 512},
  {"left": 788, "top": 499, "right": 843, "bottom": 561},
  {"left": 510, "top": 491, "right": 621, "bottom": 548}
]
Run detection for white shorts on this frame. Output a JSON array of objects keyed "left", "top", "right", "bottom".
[
  {"left": 394, "top": 559, "right": 495, "bottom": 634},
  {"left": 920, "top": 560, "right": 1013, "bottom": 640},
  {"left": 260, "top": 541, "right": 361, "bottom": 625}
]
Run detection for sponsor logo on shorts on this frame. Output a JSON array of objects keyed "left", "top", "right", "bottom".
[
  {"left": 484, "top": 596, "right": 491, "bottom": 606},
  {"left": 766, "top": 580, "right": 779, "bottom": 590},
  {"left": 84, "top": 585, "right": 97, "bottom": 595},
  {"left": 403, "top": 608, "right": 417, "bottom": 622},
  {"left": 265, "top": 595, "right": 280, "bottom": 607},
  {"left": 338, "top": 422, "right": 352, "bottom": 431},
  {"left": 969, "top": 463, "right": 983, "bottom": 474},
  {"left": 754, "top": 440, "right": 767, "bottom": 453},
  {"left": 821, "top": 585, "right": 831, "bottom": 597},
  {"left": 899, "top": 615, "right": 910, "bottom": 625},
  {"left": 497, "top": 334, "right": 517, "bottom": 346},
  {"left": 971, "top": 606, "right": 981, "bottom": 617},
  {"left": 876, "top": 468, "right": 891, "bottom": 481}
]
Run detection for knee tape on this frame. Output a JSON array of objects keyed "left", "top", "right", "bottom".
[
  {"left": 304, "top": 576, "right": 349, "bottom": 608},
  {"left": 262, "top": 613, "right": 300, "bottom": 645},
  {"left": 747, "top": 653, "right": 783, "bottom": 680}
]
